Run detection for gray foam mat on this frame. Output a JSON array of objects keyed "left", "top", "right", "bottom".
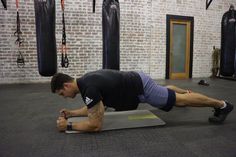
[{"left": 66, "top": 110, "right": 165, "bottom": 133}]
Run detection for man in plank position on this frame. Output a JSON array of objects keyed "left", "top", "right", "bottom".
[{"left": 51, "top": 69, "right": 234, "bottom": 132}]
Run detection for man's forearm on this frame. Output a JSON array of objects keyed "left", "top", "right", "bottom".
[
  {"left": 69, "top": 101, "right": 104, "bottom": 132},
  {"left": 70, "top": 106, "right": 88, "bottom": 117},
  {"left": 71, "top": 120, "right": 101, "bottom": 132}
]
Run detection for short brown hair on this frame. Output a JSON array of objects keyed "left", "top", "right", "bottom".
[{"left": 51, "top": 73, "right": 74, "bottom": 93}]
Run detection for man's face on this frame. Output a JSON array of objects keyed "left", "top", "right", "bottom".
[{"left": 56, "top": 83, "right": 76, "bottom": 98}]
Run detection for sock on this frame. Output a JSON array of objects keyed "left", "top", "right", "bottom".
[{"left": 220, "top": 101, "right": 227, "bottom": 109}]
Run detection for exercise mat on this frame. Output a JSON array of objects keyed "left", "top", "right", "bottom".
[{"left": 66, "top": 110, "right": 165, "bottom": 133}]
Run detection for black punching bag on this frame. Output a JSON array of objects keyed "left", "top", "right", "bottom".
[
  {"left": 102, "top": 0, "right": 120, "bottom": 70},
  {"left": 34, "top": 0, "right": 57, "bottom": 76},
  {"left": 1, "top": 0, "right": 7, "bottom": 9},
  {"left": 220, "top": 5, "right": 236, "bottom": 77}
]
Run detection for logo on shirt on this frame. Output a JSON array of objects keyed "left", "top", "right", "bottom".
[{"left": 85, "top": 97, "right": 93, "bottom": 105}]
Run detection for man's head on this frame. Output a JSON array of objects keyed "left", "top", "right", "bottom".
[{"left": 51, "top": 73, "right": 78, "bottom": 98}]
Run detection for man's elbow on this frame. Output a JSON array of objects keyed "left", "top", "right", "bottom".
[
  {"left": 94, "top": 125, "right": 102, "bottom": 132},
  {"left": 88, "top": 121, "right": 102, "bottom": 132}
]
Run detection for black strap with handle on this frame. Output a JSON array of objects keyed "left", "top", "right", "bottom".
[
  {"left": 61, "top": 0, "right": 69, "bottom": 68},
  {"left": 14, "top": 0, "right": 25, "bottom": 68}
]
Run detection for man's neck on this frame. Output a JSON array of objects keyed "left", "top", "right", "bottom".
[{"left": 73, "top": 78, "right": 80, "bottom": 94}]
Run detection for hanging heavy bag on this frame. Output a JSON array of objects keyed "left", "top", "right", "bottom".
[
  {"left": 102, "top": 0, "right": 120, "bottom": 70},
  {"left": 1, "top": 0, "right": 7, "bottom": 9},
  {"left": 34, "top": 0, "right": 57, "bottom": 76},
  {"left": 220, "top": 5, "right": 236, "bottom": 77},
  {"left": 234, "top": 7, "right": 236, "bottom": 77}
]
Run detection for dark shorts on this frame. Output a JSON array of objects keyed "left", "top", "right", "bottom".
[{"left": 138, "top": 72, "right": 176, "bottom": 112}]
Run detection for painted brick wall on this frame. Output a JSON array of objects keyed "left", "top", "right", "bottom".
[{"left": 0, "top": 0, "right": 235, "bottom": 83}]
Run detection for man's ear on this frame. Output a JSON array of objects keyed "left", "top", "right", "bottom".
[{"left": 63, "top": 82, "right": 70, "bottom": 89}]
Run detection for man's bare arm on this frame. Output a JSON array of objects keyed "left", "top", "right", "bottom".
[
  {"left": 71, "top": 101, "right": 105, "bottom": 132},
  {"left": 60, "top": 106, "right": 88, "bottom": 118},
  {"left": 70, "top": 106, "right": 88, "bottom": 116}
]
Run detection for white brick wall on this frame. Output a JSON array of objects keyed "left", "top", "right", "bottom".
[{"left": 0, "top": 0, "right": 235, "bottom": 83}]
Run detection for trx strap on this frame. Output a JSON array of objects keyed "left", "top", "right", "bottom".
[
  {"left": 14, "top": 0, "right": 25, "bottom": 68},
  {"left": 61, "top": 0, "right": 69, "bottom": 68}
]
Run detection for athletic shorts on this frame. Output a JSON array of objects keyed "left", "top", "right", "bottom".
[{"left": 137, "top": 72, "right": 176, "bottom": 112}]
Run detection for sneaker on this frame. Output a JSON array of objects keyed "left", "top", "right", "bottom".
[
  {"left": 198, "top": 80, "right": 210, "bottom": 86},
  {"left": 208, "top": 101, "right": 234, "bottom": 124}
]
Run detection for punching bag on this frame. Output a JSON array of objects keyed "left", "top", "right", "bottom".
[
  {"left": 102, "top": 0, "right": 120, "bottom": 70},
  {"left": 1, "top": 0, "right": 7, "bottom": 9},
  {"left": 220, "top": 5, "right": 236, "bottom": 77},
  {"left": 34, "top": 0, "right": 57, "bottom": 76}
]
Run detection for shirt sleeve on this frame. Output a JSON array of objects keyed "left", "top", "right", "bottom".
[{"left": 82, "top": 87, "right": 102, "bottom": 109}]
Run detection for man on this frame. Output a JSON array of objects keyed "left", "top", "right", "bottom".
[{"left": 51, "top": 69, "right": 234, "bottom": 133}]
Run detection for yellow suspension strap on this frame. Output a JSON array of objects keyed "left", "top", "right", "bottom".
[{"left": 61, "top": 0, "right": 69, "bottom": 68}]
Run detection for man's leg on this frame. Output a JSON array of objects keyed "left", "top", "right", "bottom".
[
  {"left": 137, "top": 73, "right": 233, "bottom": 123},
  {"left": 166, "top": 85, "right": 191, "bottom": 94},
  {"left": 175, "top": 92, "right": 223, "bottom": 107},
  {"left": 175, "top": 92, "right": 234, "bottom": 123}
]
